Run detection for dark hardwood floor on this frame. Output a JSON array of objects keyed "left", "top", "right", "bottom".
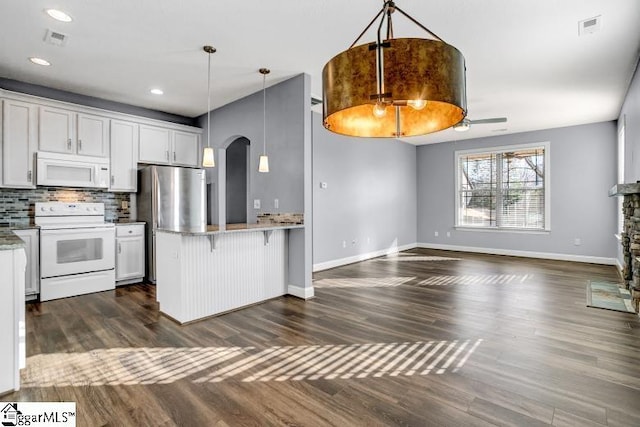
[{"left": 6, "top": 248, "right": 640, "bottom": 426}]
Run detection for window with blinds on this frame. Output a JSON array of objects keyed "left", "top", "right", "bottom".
[{"left": 456, "top": 143, "right": 549, "bottom": 231}]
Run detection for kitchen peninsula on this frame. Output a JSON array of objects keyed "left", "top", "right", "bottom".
[{"left": 156, "top": 223, "right": 304, "bottom": 323}]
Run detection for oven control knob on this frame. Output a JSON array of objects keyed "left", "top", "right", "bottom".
[
  {"left": 49, "top": 207, "right": 55, "bottom": 212},
  {"left": 93, "top": 207, "right": 98, "bottom": 211},
  {"left": 86, "top": 207, "right": 91, "bottom": 211}
]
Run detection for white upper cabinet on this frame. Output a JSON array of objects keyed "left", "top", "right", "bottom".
[
  {"left": 2, "top": 99, "right": 37, "bottom": 188},
  {"left": 139, "top": 124, "right": 199, "bottom": 167},
  {"left": 39, "top": 106, "right": 73, "bottom": 154},
  {"left": 110, "top": 120, "right": 138, "bottom": 192},
  {"left": 139, "top": 125, "right": 171, "bottom": 164},
  {"left": 1, "top": 90, "right": 202, "bottom": 180},
  {"left": 39, "top": 106, "right": 109, "bottom": 157},
  {"left": 172, "top": 131, "right": 199, "bottom": 166},
  {"left": 77, "top": 113, "right": 109, "bottom": 157}
]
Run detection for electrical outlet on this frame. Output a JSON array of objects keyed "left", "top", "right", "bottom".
[
  {"left": 254, "top": 199, "right": 261, "bottom": 209},
  {"left": 574, "top": 238, "right": 582, "bottom": 246},
  {"left": 274, "top": 198, "right": 279, "bottom": 209},
  {"left": 434, "top": 231, "right": 439, "bottom": 237},
  {"left": 121, "top": 200, "right": 128, "bottom": 210},
  {"left": 342, "top": 240, "right": 347, "bottom": 248},
  {"left": 352, "top": 239, "right": 356, "bottom": 245},
  {"left": 446, "top": 231, "right": 451, "bottom": 237}
]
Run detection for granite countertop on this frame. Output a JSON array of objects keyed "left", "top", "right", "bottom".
[
  {"left": 156, "top": 223, "right": 304, "bottom": 236},
  {"left": 0, "top": 228, "right": 27, "bottom": 251},
  {"left": 609, "top": 182, "right": 640, "bottom": 196}
]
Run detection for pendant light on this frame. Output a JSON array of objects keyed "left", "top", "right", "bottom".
[
  {"left": 322, "top": 0, "right": 467, "bottom": 138},
  {"left": 258, "top": 68, "right": 270, "bottom": 173},
  {"left": 202, "top": 45, "right": 216, "bottom": 168}
]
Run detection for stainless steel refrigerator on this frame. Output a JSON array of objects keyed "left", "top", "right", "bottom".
[{"left": 137, "top": 165, "right": 206, "bottom": 282}]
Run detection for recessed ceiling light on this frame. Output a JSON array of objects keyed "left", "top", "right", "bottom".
[
  {"left": 45, "top": 9, "right": 73, "bottom": 22},
  {"left": 150, "top": 88, "right": 164, "bottom": 95},
  {"left": 29, "top": 57, "right": 51, "bottom": 66}
]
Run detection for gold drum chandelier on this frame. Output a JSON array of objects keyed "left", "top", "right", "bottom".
[{"left": 322, "top": 1, "right": 467, "bottom": 138}]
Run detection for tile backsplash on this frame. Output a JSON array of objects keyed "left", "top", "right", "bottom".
[
  {"left": 257, "top": 212, "right": 304, "bottom": 225},
  {"left": 0, "top": 187, "right": 131, "bottom": 227}
]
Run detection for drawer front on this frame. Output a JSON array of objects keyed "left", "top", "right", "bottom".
[{"left": 116, "top": 224, "right": 144, "bottom": 237}]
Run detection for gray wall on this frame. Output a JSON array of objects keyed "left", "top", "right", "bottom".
[
  {"left": 199, "top": 73, "right": 312, "bottom": 292},
  {"left": 312, "top": 112, "right": 417, "bottom": 266},
  {"left": 199, "top": 74, "right": 305, "bottom": 225},
  {"left": 417, "top": 121, "right": 618, "bottom": 259}
]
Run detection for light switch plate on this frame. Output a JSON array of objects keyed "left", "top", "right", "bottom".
[
  {"left": 274, "top": 198, "right": 279, "bottom": 209},
  {"left": 254, "top": 199, "right": 261, "bottom": 209}
]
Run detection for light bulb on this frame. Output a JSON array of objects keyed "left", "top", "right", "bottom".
[
  {"left": 202, "top": 147, "right": 215, "bottom": 167},
  {"left": 453, "top": 120, "right": 470, "bottom": 132},
  {"left": 258, "top": 155, "right": 269, "bottom": 173},
  {"left": 373, "top": 102, "right": 387, "bottom": 118},
  {"left": 407, "top": 99, "right": 427, "bottom": 110},
  {"left": 46, "top": 9, "right": 73, "bottom": 22},
  {"left": 29, "top": 57, "right": 51, "bottom": 66}
]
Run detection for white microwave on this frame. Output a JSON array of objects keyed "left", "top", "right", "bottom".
[{"left": 36, "top": 152, "right": 110, "bottom": 189}]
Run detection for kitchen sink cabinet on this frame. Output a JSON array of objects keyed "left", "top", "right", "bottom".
[
  {"left": 110, "top": 120, "right": 139, "bottom": 192},
  {"left": 1, "top": 100, "right": 37, "bottom": 188},
  {"left": 13, "top": 229, "right": 39, "bottom": 299},
  {"left": 139, "top": 124, "right": 199, "bottom": 167},
  {"left": 116, "top": 223, "right": 145, "bottom": 284},
  {"left": 39, "top": 106, "right": 109, "bottom": 157}
]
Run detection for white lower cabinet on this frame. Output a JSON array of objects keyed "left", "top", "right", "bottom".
[
  {"left": 0, "top": 246, "right": 26, "bottom": 394},
  {"left": 12, "top": 229, "right": 39, "bottom": 299},
  {"left": 116, "top": 224, "right": 145, "bottom": 284}
]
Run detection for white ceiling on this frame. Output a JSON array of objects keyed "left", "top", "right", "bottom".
[{"left": 1, "top": 0, "right": 639, "bottom": 145}]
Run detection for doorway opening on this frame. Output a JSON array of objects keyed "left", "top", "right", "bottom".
[{"left": 226, "top": 137, "right": 249, "bottom": 224}]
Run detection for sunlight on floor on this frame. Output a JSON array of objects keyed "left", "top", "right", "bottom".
[
  {"left": 378, "top": 254, "right": 463, "bottom": 262},
  {"left": 21, "top": 339, "right": 483, "bottom": 387},
  {"left": 419, "top": 274, "right": 533, "bottom": 286},
  {"left": 314, "top": 276, "right": 417, "bottom": 288}
]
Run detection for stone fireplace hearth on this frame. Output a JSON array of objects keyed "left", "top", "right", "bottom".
[{"left": 610, "top": 182, "right": 640, "bottom": 312}]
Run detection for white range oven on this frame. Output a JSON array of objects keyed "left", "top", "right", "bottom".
[{"left": 35, "top": 202, "right": 115, "bottom": 301}]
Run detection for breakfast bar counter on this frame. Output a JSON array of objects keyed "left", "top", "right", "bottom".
[{"left": 155, "top": 224, "right": 304, "bottom": 323}]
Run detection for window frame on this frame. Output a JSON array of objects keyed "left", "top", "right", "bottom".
[{"left": 454, "top": 141, "right": 551, "bottom": 232}]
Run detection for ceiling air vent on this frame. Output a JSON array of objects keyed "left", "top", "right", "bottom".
[
  {"left": 44, "top": 29, "right": 68, "bottom": 46},
  {"left": 578, "top": 15, "right": 601, "bottom": 36}
]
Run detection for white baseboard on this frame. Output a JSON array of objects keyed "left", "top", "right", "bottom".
[
  {"left": 313, "top": 243, "right": 418, "bottom": 272},
  {"left": 287, "top": 285, "right": 315, "bottom": 300},
  {"left": 416, "top": 242, "right": 618, "bottom": 265}
]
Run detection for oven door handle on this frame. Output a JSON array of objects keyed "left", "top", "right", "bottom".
[{"left": 40, "top": 228, "right": 115, "bottom": 236}]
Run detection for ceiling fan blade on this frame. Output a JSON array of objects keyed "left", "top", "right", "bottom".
[{"left": 468, "top": 117, "right": 507, "bottom": 124}]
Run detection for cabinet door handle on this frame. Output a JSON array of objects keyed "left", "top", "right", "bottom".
[
  {"left": 111, "top": 175, "right": 115, "bottom": 185},
  {"left": 67, "top": 138, "right": 72, "bottom": 150},
  {"left": 118, "top": 243, "right": 122, "bottom": 254},
  {"left": 173, "top": 151, "right": 176, "bottom": 161},
  {"left": 166, "top": 150, "right": 169, "bottom": 161},
  {"left": 27, "top": 170, "right": 32, "bottom": 182},
  {"left": 78, "top": 139, "right": 82, "bottom": 151}
]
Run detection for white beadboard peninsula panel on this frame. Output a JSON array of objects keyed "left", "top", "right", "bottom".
[{"left": 156, "top": 230, "right": 287, "bottom": 323}]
